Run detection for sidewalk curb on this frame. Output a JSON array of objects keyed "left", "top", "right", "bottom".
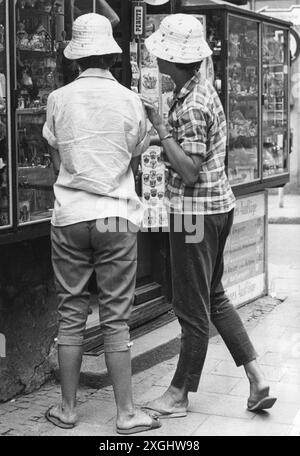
[{"left": 268, "top": 218, "right": 300, "bottom": 224}]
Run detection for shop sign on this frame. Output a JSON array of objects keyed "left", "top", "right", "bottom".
[
  {"left": 225, "top": 274, "right": 266, "bottom": 308},
  {"left": 223, "top": 192, "right": 267, "bottom": 307},
  {"left": 132, "top": 1, "right": 147, "bottom": 37}
]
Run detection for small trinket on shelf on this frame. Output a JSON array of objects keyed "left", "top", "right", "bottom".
[
  {"left": 42, "top": 0, "right": 52, "bottom": 13},
  {"left": 16, "top": 22, "right": 29, "bottom": 49},
  {"left": 0, "top": 24, "right": 4, "bottom": 52},
  {"left": 18, "top": 96, "right": 25, "bottom": 109},
  {"left": 229, "top": 33, "right": 240, "bottom": 59}
]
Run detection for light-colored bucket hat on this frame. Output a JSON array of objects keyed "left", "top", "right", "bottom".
[
  {"left": 145, "top": 14, "right": 212, "bottom": 64},
  {"left": 64, "top": 13, "right": 122, "bottom": 60},
  {"left": 145, "top": 0, "right": 170, "bottom": 5}
]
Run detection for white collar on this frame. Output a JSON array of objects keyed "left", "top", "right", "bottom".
[{"left": 77, "top": 68, "right": 115, "bottom": 81}]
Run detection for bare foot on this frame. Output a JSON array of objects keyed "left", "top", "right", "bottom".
[
  {"left": 144, "top": 390, "right": 188, "bottom": 415},
  {"left": 48, "top": 404, "right": 77, "bottom": 426},
  {"left": 116, "top": 408, "right": 160, "bottom": 431},
  {"left": 248, "top": 379, "right": 270, "bottom": 404}
]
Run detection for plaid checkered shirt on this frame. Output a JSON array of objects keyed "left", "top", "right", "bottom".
[{"left": 164, "top": 72, "right": 236, "bottom": 214}]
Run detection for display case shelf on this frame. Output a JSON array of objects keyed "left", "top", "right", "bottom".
[
  {"left": 17, "top": 49, "right": 54, "bottom": 56},
  {"left": 17, "top": 107, "right": 46, "bottom": 114}
]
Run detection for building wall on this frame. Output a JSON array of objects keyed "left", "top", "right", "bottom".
[{"left": 0, "top": 238, "right": 57, "bottom": 402}]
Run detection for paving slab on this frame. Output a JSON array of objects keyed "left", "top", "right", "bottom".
[
  {"left": 252, "top": 400, "right": 300, "bottom": 425},
  {"left": 191, "top": 415, "right": 291, "bottom": 436},
  {"left": 188, "top": 392, "right": 255, "bottom": 420}
]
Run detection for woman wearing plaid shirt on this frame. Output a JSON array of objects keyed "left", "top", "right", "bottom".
[{"left": 142, "top": 14, "right": 277, "bottom": 417}]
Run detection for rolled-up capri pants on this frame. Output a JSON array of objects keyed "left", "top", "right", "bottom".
[{"left": 51, "top": 218, "right": 137, "bottom": 353}]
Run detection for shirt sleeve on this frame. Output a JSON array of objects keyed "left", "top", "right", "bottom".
[
  {"left": 132, "top": 98, "right": 151, "bottom": 158},
  {"left": 42, "top": 92, "right": 58, "bottom": 150},
  {"left": 177, "top": 101, "right": 211, "bottom": 160}
]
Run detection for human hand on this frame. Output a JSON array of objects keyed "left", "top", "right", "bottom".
[{"left": 139, "top": 95, "right": 164, "bottom": 132}]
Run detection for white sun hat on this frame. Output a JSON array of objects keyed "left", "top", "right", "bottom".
[
  {"left": 64, "top": 13, "right": 122, "bottom": 60},
  {"left": 145, "top": 0, "right": 170, "bottom": 5},
  {"left": 144, "top": 14, "right": 212, "bottom": 64}
]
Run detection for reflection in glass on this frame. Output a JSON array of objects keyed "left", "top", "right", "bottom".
[
  {"left": 16, "top": 0, "right": 63, "bottom": 224},
  {"left": 0, "top": 1, "right": 10, "bottom": 227},
  {"left": 227, "top": 17, "right": 259, "bottom": 185},
  {"left": 262, "top": 25, "right": 288, "bottom": 177}
]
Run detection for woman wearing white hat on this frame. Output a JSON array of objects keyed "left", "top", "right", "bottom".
[
  {"left": 141, "top": 14, "right": 276, "bottom": 417},
  {"left": 43, "top": 13, "right": 161, "bottom": 434}
]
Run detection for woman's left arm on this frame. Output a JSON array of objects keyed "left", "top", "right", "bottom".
[{"left": 142, "top": 100, "right": 204, "bottom": 186}]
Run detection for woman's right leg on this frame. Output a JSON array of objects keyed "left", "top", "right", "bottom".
[
  {"left": 144, "top": 214, "right": 218, "bottom": 414},
  {"left": 210, "top": 210, "right": 275, "bottom": 409},
  {"left": 50, "top": 222, "right": 93, "bottom": 425}
]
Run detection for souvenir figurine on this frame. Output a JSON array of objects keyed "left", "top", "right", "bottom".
[
  {"left": 30, "top": 24, "right": 52, "bottom": 51},
  {"left": 21, "top": 65, "right": 33, "bottom": 87},
  {"left": 229, "top": 33, "right": 240, "bottom": 59},
  {"left": 42, "top": 0, "right": 52, "bottom": 13},
  {"left": 0, "top": 24, "right": 4, "bottom": 52},
  {"left": 16, "top": 22, "right": 29, "bottom": 49}
]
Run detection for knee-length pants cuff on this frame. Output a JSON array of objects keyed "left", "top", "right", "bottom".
[{"left": 51, "top": 219, "right": 137, "bottom": 352}]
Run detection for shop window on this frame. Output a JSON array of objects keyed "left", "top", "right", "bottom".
[
  {"left": 0, "top": 0, "right": 10, "bottom": 228},
  {"left": 15, "top": 0, "right": 95, "bottom": 225},
  {"left": 262, "top": 24, "right": 289, "bottom": 178},
  {"left": 227, "top": 16, "right": 260, "bottom": 186}
]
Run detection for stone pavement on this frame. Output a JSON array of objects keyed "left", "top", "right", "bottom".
[{"left": 0, "top": 290, "right": 299, "bottom": 437}]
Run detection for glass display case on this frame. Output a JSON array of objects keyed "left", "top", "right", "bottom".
[
  {"left": 262, "top": 24, "right": 289, "bottom": 178},
  {"left": 180, "top": 0, "right": 291, "bottom": 194},
  {"left": 227, "top": 16, "right": 259, "bottom": 186},
  {"left": 0, "top": 0, "right": 10, "bottom": 228},
  {"left": 15, "top": 0, "right": 89, "bottom": 225}
]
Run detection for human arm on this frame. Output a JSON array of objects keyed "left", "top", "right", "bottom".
[
  {"left": 49, "top": 145, "right": 61, "bottom": 176},
  {"left": 130, "top": 155, "right": 141, "bottom": 178},
  {"left": 141, "top": 97, "right": 205, "bottom": 186}
]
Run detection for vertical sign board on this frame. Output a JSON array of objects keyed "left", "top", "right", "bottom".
[{"left": 223, "top": 192, "right": 267, "bottom": 307}]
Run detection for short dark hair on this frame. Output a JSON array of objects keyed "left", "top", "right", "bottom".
[
  {"left": 76, "top": 54, "right": 118, "bottom": 71},
  {"left": 175, "top": 61, "right": 203, "bottom": 73}
]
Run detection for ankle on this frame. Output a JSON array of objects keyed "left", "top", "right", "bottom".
[
  {"left": 61, "top": 400, "right": 77, "bottom": 414},
  {"left": 117, "top": 406, "right": 135, "bottom": 421},
  {"left": 244, "top": 361, "right": 264, "bottom": 383},
  {"left": 167, "top": 385, "right": 188, "bottom": 404}
]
